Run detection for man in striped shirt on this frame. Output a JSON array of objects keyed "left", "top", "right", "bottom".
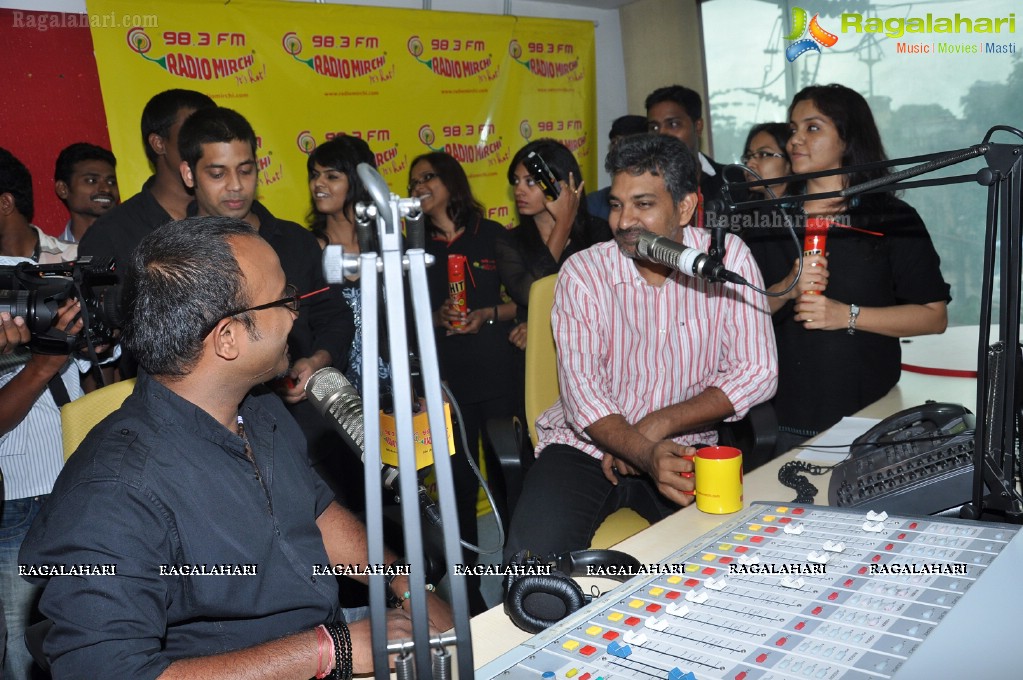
[
  {"left": 0, "top": 147, "right": 88, "bottom": 680},
  {"left": 504, "top": 134, "right": 778, "bottom": 559}
]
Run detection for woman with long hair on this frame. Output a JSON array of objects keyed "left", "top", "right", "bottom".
[
  {"left": 497, "top": 139, "right": 611, "bottom": 349},
  {"left": 743, "top": 83, "right": 950, "bottom": 454},
  {"left": 409, "top": 151, "right": 520, "bottom": 614}
]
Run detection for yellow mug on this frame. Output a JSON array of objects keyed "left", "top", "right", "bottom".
[{"left": 688, "top": 446, "right": 743, "bottom": 514}]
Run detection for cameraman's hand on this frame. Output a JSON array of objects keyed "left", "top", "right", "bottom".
[
  {"left": 27, "top": 299, "right": 81, "bottom": 372},
  {"left": 0, "top": 312, "right": 31, "bottom": 354}
]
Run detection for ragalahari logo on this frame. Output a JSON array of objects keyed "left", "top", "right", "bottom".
[{"left": 784, "top": 7, "right": 839, "bottom": 62}]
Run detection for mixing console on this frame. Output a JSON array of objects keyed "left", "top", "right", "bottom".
[{"left": 480, "top": 503, "right": 1023, "bottom": 679}]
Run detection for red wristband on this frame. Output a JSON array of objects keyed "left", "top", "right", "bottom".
[{"left": 315, "top": 624, "right": 334, "bottom": 679}]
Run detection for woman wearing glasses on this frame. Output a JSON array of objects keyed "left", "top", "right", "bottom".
[
  {"left": 741, "top": 122, "right": 791, "bottom": 199},
  {"left": 742, "top": 83, "right": 950, "bottom": 455},
  {"left": 496, "top": 139, "right": 611, "bottom": 350},
  {"left": 409, "top": 151, "right": 520, "bottom": 614}
]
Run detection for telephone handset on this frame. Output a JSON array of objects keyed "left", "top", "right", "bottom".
[
  {"left": 829, "top": 402, "right": 977, "bottom": 515},
  {"left": 850, "top": 402, "right": 974, "bottom": 454}
]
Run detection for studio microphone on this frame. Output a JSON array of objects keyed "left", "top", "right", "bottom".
[
  {"left": 305, "top": 367, "right": 397, "bottom": 489},
  {"left": 304, "top": 367, "right": 441, "bottom": 525},
  {"left": 635, "top": 231, "right": 747, "bottom": 285}
]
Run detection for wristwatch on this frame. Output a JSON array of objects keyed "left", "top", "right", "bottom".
[
  {"left": 847, "top": 303, "right": 860, "bottom": 335},
  {"left": 486, "top": 305, "right": 498, "bottom": 325}
]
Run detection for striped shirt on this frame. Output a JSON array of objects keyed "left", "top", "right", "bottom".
[
  {"left": 534, "top": 229, "right": 778, "bottom": 459},
  {"left": 0, "top": 252, "right": 81, "bottom": 499},
  {"left": 0, "top": 351, "right": 83, "bottom": 499}
]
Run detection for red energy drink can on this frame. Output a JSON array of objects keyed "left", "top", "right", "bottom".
[
  {"left": 802, "top": 218, "right": 828, "bottom": 295},
  {"left": 448, "top": 254, "right": 467, "bottom": 328}
]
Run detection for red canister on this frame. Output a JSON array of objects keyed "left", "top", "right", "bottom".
[
  {"left": 802, "top": 218, "right": 828, "bottom": 295},
  {"left": 447, "top": 254, "right": 468, "bottom": 328}
]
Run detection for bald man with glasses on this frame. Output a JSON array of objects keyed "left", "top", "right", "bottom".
[{"left": 21, "top": 216, "right": 452, "bottom": 679}]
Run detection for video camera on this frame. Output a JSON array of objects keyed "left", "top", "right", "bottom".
[{"left": 0, "top": 257, "right": 122, "bottom": 355}]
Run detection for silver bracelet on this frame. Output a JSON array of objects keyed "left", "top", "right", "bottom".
[{"left": 847, "top": 303, "right": 860, "bottom": 335}]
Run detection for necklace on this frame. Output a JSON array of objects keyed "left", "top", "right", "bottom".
[{"left": 237, "top": 415, "right": 272, "bottom": 513}]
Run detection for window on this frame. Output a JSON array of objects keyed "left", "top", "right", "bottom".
[{"left": 702, "top": 0, "right": 1020, "bottom": 325}]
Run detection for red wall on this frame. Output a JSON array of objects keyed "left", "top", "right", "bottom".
[{"left": 1, "top": 9, "right": 112, "bottom": 236}]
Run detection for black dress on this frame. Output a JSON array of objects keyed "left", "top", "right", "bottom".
[{"left": 741, "top": 195, "right": 951, "bottom": 437}]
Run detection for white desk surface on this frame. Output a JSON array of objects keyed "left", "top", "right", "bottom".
[{"left": 468, "top": 369, "right": 979, "bottom": 671}]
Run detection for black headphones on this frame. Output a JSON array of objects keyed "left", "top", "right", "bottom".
[{"left": 504, "top": 549, "right": 641, "bottom": 633}]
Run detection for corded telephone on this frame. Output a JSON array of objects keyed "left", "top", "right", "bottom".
[{"left": 827, "top": 402, "right": 977, "bottom": 516}]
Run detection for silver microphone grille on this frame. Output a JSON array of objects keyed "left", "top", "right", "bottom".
[
  {"left": 305, "top": 367, "right": 365, "bottom": 452},
  {"left": 327, "top": 391, "right": 364, "bottom": 451}
]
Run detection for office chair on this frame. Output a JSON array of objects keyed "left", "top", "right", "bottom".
[
  {"left": 488, "top": 274, "right": 778, "bottom": 549},
  {"left": 61, "top": 378, "right": 136, "bottom": 459}
]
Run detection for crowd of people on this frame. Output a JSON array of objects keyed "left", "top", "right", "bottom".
[{"left": 0, "top": 80, "right": 949, "bottom": 679}]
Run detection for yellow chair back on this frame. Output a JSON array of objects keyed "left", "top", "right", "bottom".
[
  {"left": 523, "top": 274, "right": 561, "bottom": 446},
  {"left": 523, "top": 274, "right": 649, "bottom": 549},
  {"left": 61, "top": 378, "right": 136, "bottom": 460}
]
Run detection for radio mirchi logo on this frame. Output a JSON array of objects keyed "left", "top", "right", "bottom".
[
  {"left": 406, "top": 35, "right": 499, "bottom": 81},
  {"left": 126, "top": 27, "right": 260, "bottom": 81},
  {"left": 282, "top": 32, "right": 391, "bottom": 82},
  {"left": 783, "top": 7, "right": 839, "bottom": 62},
  {"left": 417, "top": 124, "right": 507, "bottom": 167},
  {"left": 508, "top": 39, "right": 582, "bottom": 79}
]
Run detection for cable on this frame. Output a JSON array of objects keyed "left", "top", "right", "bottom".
[
  {"left": 716, "top": 164, "right": 803, "bottom": 299},
  {"left": 439, "top": 382, "right": 505, "bottom": 555},
  {"left": 778, "top": 460, "right": 838, "bottom": 504}
]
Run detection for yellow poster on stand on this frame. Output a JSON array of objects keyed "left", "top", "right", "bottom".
[{"left": 87, "top": 0, "right": 595, "bottom": 229}]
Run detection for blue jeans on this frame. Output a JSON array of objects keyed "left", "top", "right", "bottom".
[{"left": 0, "top": 496, "right": 45, "bottom": 680}]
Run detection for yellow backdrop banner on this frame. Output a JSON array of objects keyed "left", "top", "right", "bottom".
[{"left": 87, "top": 0, "right": 596, "bottom": 229}]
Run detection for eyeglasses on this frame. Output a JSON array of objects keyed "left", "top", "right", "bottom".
[
  {"left": 740, "top": 151, "right": 787, "bottom": 164},
  {"left": 407, "top": 172, "right": 437, "bottom": 193},
  {"left": 203, "top": 284, "right": 318, "bottom": 337}
]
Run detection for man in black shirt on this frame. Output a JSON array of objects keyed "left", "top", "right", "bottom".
[
  {"left": 79, "top": 89, "right": 217, "bottom": 274},
  {"left": 178, "top": 107, "right": 352, "bottom": 404},
  {"left": 177, "top": 108, "right": 354, "bottom": 495},
  {"left": 21, "top": 216, "right": 451, "bottom": 678},
  {"left": 645, "top": 84, "right": 725, "bottom": 203}
]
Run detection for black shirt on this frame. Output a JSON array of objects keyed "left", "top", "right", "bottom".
[
  {"left": 249, "top": 201, "right": 353, "bottom": 368},
  {"left": 425, "top": 217, "right": 521, "bottom": 403},
  {"left": 495, "top": 214, "right": 612, "bottom": 310},
  {"left": 20, "top": 372, "right": 340, "bottom": 679},
  {"left": 742, "top": 195, "right": 951, "bottom": 434},
  {"left": 79, "top": 176, "right": 171, "bottom": 276}
]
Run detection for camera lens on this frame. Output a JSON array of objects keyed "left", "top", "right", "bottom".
[{"left": 0, "top": 288, "right": 62, "bottom": 334}]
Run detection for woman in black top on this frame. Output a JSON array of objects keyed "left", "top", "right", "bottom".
[
  {"left": 411, "top": 151, "right": 520, "bottom": 614},
  {"left": 306, "top": 136, "right": 382, "bottom": 392},
  {"left": 742, "top": 84, "right": 950, "bottom": 454},
  {"left": 496, "top": 139, "right": 612, "bottom": 349}
]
